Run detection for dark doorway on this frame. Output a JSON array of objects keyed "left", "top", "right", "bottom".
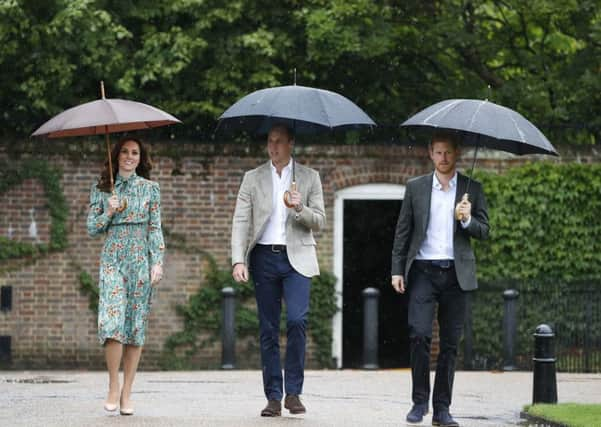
[{"left": 342, "top": 199, "right": 410, "bottom": 368}]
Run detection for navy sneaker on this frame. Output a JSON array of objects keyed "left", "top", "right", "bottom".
[{"left": 406, "top": 403, "right": 429, "bottom": 423}]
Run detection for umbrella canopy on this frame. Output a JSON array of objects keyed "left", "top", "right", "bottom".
[
  {"left": 32, "top": 99, "right": 181, "bottom": 138},
  {"left": 401, "top": 99, "right": 558, "bottom": 156},
  {"left": 217, "top": 84, "right": 376, "bottom": 135},
  {"left": 32, "top": 81, "right": 181, "bottom": 193}
]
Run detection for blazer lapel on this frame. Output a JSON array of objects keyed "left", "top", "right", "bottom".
[
  {"left": 258, "top": 161, "right": 273, "bottom": 210},
  {"left": 293, "top": 163, "right": 305, "bottom": 198},
  {"left": 455, "top": 173, "right": 468, "bottom": 206},
  {"left": 418, "top": 173, "right": 433, "bottom": 235}
]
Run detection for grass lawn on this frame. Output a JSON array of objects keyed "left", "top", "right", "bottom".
[{"left": 524, "top": 403, "right": 601, "bottom": 427}]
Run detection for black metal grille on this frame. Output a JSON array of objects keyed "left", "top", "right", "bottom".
[{"left": 463, "top": 279, "right": 601, "bottom": 373}]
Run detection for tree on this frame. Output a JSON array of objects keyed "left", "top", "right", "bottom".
[{"left": 1, "top": 0, "right": 599, "bottom": 144}]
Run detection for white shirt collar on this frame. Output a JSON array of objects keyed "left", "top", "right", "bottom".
[
  {"left": 432, "top": 171, "right": 457, "bottom": 190},
  {"left": 270, "top": 159, "right": 292, "bottom": 176}
]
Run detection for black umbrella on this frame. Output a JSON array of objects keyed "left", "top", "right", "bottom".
[
  {"left": 217, "top": 84, "right": 376, "bottom": 206},
  {"left": 217, "top": 84, "right": 376, "bottom": 135},
  {"left": 401, "top": 98, "right": 558, "bottom": 200},
  {"left": 401, "top": 98, "right": 558, "bottom": 156}
]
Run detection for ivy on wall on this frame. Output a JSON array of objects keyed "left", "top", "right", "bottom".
[
  {"left": 78, "top": 269, "right": 99, "bottom": 313},
  {"left": 467, "top": 162, "right": 601, "bottom": 368},
  {"left": 0, "top": 159, "right": 68, "bottom": 263},
  {"left": 474, "top": 162, "right": 601, "bottom": 282}
]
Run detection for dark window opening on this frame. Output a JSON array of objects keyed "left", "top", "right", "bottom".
[
  {"left": 0, "top": 286, "right": 12, "bottom": 311},
  {"left": 0, "top": 336, "right": 11, "bottom": 363}
]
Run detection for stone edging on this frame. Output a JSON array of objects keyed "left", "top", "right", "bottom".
[{"left": 520, "top": 411, "right": 568, "bottom": 427}]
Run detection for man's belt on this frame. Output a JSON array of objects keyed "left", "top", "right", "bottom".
[
  {"left": 415, "top": 259, "right": 454, "bottom": 269},
  {"left": 257, "top": 244, "right": 287, "bottom": 253}
]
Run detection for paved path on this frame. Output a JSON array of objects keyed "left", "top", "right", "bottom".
[{"left": 1, "top": 370, "right": 600, "bottom": 426}]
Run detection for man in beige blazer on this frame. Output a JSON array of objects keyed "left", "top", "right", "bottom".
[{"left": 231, "top": 124, "right": 325, "bottom": 417}]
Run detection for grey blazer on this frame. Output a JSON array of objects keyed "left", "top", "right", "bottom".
[
  {"left": 231, "top": 161, "right": 326, "bottom": 278},
  {"left": 391, "top": 172, "right": 489, "bottom": 291}
]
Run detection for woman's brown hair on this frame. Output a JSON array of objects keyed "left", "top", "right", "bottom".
[{"left": 97, "top": 137, "right": 153, "bottom": 192}]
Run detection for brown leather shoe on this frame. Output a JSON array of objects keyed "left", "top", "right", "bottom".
[
  {"left": 284, "top": 395, "right": 306, "bottom": 414},
  {"left": 260, "top": 400, "right": 281, "bottom": 417}
]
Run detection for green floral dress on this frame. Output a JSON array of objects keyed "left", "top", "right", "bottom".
[{"left": 87, "top": 172, "right": 165, "bottom": 346}]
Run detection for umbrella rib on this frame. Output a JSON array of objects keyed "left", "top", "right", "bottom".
[
  {"left": 316, "top": 90, "right": 333, "bottom": 129},
  {"left": 254, "top": 89, "right": 269, "bottom": 106},
  {"left": 467, "top": 100, "right": 487, "bottom": 131},
  {"left": 266, "top": 87, "right": 286, "bottom": 119},
  {"left": 104, "top": 99, "right": 121, "bottom": 129},
  {"left": 507, "top": 111, "right": 526, "bottom": 143},
  {"left": 423, "top": 99, "right": 462, "bottom": 125}
]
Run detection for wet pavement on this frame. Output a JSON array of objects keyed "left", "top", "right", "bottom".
[{"left": 1, "top": 370, "right": 600, "bottom": 426}]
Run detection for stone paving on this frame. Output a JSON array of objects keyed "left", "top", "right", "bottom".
[{"left": 1, "top": 370, "right": 600, "bottom": 426}]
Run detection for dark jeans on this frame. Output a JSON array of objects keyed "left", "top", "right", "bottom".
[
  {"left": 408, "top": 261, "right": 467, "bottom": 413},
  {"left": 250, "top": 244, "right": 311, "bottom": 401}
]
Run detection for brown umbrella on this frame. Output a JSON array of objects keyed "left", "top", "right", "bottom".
[{"left": 32, "top": 81, "right": 181, "bottom": 192}]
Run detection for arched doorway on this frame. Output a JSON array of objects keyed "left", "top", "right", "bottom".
[{"left": 332, "top": 184, "right": 410, "bottom": 368}]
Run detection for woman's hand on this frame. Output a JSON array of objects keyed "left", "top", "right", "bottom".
[
  {"left": 106, "top": 195, "right": 120, "bottom": 216},
  {"left": 150, "top": 264, "right": 163, "bottom": 285}
]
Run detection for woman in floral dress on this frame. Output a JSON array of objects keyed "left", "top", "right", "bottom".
[{"left": 87, "top": 138, "right": 165, "bottom": 415}]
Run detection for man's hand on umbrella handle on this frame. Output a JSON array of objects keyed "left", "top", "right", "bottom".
[
  {"left": 232, "top": 263, "right": 249, "bottom": 283},
  {"left": 106, "top": 195, "right": 120, "bottom": 216},
  {"left": 455, "top": 193, "right": 471, "bottom": 221},
  {"left": 391, "top": 275, "right": 405, "bottom": 294},
  {"left": 289, "top": 190, "right": 303, "bottom": 212}
]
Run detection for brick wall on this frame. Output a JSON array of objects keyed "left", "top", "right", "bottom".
[{"left": 1, "top": 141, "right": 599, "bottom": 369}]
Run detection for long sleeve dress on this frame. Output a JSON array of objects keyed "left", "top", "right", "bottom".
[{"left": 87, "top": 172, "right": 165, "bottom": 346}]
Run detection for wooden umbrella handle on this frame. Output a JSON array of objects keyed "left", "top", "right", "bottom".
[
  {"left": 455, "top": 193, "right": 469, "bottom": 221},
  {"left": 283, "top": 181, "right": 297, "bottom": 208}
]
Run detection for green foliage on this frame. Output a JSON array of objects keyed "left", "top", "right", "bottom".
[
  {"left": 78, "top": 269, "right": 99, "bottom": 313},
  {"left": 0, "top": 236, "right": 40, "bottom": 259},
  {"left": 308, "top": 270, "right": 338, "bottom": 367},
  {"left": 0, "top": 158, "right": 68, "bottom": 261},
  {"left": 474, "top": 162, "right": 601, "bottom": 282},
  {"left": 160, "top": 252, "right": 338, "bottom": 369},
  {"left": 0, "top": 0, "right": 131, "bottom": 135},
  {"left": 1, "top": 1, "right": 599, "bottom": 143},
  {"left": 467, "top": 162, "right": 601, "bottom": 369}
]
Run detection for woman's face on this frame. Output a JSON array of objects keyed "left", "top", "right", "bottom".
[{"left": 118, "top": 140, "right": 141, "bottom": 175}]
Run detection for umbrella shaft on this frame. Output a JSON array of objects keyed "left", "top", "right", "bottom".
[
  {"left": 466, "top": 143, "right": 480, "bottom": 195},
  {"left": 105, "top": 131, "right": 114, "bottom": 191}
]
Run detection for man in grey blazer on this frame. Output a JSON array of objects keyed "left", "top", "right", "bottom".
[
  {"left": 231, "top": 124, "right": 325, "bottom": 417},
  {"left": 391, "top": 131, "right": 489, "bottom": 427}
]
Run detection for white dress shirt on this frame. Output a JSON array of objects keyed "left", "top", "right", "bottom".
[
  {"left": 257, "top": 160, "right": 292, "bottom": 245},
  {"left": 416, "top": 172, "right": 470, "bottom": 260}
]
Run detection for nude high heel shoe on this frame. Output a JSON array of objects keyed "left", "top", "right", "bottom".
[
  {"left": 119, "top": 407, "right": 134, "bottom": 416},
  {"left": 103, "top": 401, "right": 118, "bottom": 412},
  {"left": 120, "top": 393, "right": 134, "bottom": 416}
]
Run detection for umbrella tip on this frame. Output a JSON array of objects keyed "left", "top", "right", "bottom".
[
  {"left": 293, "top": 68, "right": 297, "bottom": 85},
  {"left": 100, "top": 81, "right": 106, "bottom": 99}
]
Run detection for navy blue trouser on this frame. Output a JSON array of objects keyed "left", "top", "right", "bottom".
[
  {"left": 250, "top": 244, "right": 311, "bottom": 401},
  {"left": 408, "top": 261, "right": 467, "bottom": 413}
]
